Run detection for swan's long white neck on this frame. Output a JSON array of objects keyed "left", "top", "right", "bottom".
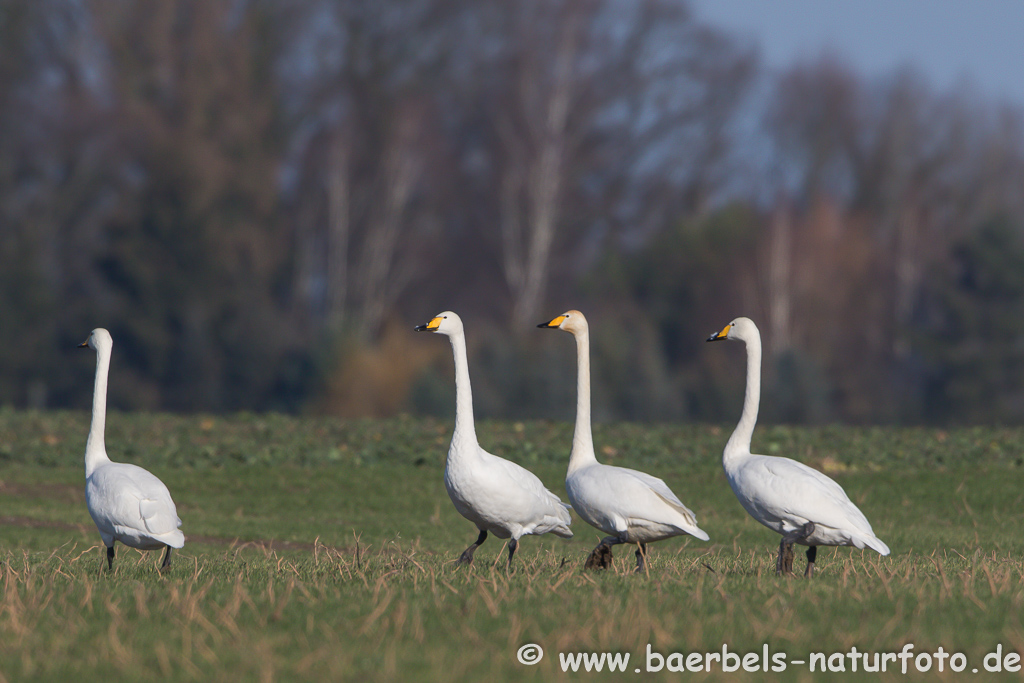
[
  {"left": 568, "top": 327, "right": 598, "bottom": 474},
  {"left": 85, "top": 342, "right": 112, "bottom": 477},
  {"left": 448, "top": 330, "right": 479, "bottom": 452},
  {"left": 724, "top": 329, "right": 762, "bottom": 469}
]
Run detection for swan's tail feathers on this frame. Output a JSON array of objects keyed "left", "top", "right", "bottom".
[
  {"left": 652, "top": 490, "right": 710, "bottom": 542},
  {"left": 850, "top": 530, "right": 889, "bottom": 556},
  {"left": 163, "top": 530, "right": 186, "bottom": 549},
  {"left": 533, "top": 518, "right": 574, "bottom": 539},
  {"left": 549, "top": 502, "right": 574, "bottom": 538},
  {"left": 863, "top": 535, "right": 890, "bottom": 556},
  {"left": 140, "top": 499, "right": 185, "bottom": 547},
  {"left": 550, "top": 525, "right": 574, "bottom": 539},
  {"left": 546, "top": 495, "right": 574, "bottom": 529}
]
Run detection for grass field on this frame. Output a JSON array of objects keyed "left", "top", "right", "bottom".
[{"left": 3, "top": 411, "right": 1024, "bottom": 681}]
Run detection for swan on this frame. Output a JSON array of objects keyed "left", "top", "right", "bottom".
[
  {"left": 706, "top": 317, "right": 889, "bottom": 576},
  {"left": 538, "top": 310, "right": 708, "bottom": 572},
  {"left": 415, "top": 311, "right": 573, "bottom": 569},
  {"left": 80, "top": 328, "right": 184, "bottom": 571}
]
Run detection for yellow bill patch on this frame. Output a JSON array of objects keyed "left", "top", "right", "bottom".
[
  {"left": 546, "top": 315, "right": 567, "bottom": 328},
  {"left": 708, "top": 323, "right": 733, "bottom": 339},
  {"left": 427, "top": 317, "right": 443, "bottom": 330}
]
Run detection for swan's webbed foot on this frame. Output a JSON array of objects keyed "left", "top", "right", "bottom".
[
  {"left": 458, "top": 529, "right": 487, "bottom": 565},
  {"left": 106, "top": 545, "right": 115, "bottom": 571},
  {"left": 585, "top": 544, "right": 613, "bottom": 570},
  {"left": 635, "top": 543, "right": 649, "bottom": 573},
  {"left": 804, "top": 545, "right": 817, "bottom": 579},
  {"left": 776, "top": 538, "right": 794, "bottom": 574},
  {"left": 584, "top": 536, "right": 619, "bottom": 570},
  {"left": 776, "top": 522, "right": 815, "bottom": 575},
  {"left": 160, "top": 545, "right": 173, "bottom": 571}
]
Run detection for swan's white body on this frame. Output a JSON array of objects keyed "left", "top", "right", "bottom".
[
  {"left": 541, "top": 310, "right": 708, "bottom": 551},
  {"left": 565, "top": 466, "right": 709, "bottom": 545},
  {"left": 443, "top": 444, "right": 573, "bottom": 543},
  {"left": 724, "top": 453, "right": 889, "bottom": 552},
  {"left": 81, "top": 329, "right": 184, "bottom": 563},
  {"left": 416, "top": 312, "right": 572, "bottom": 563},
  {"left": 708, "top": 317, "right": 889, "bottom": 556}
]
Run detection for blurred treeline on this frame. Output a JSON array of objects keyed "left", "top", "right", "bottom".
[{"left": 2, "top": 0, "right": 1024, "bottom": 424}]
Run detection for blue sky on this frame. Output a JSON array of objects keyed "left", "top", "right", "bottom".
[{"left": 693, "top": 0, "right": 1024, "bottom": 107}]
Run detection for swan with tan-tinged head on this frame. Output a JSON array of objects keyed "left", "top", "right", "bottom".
[
  {"left": 539, "top": 310, "right": 709, "bottom": 572},
  {"left": 707, "top": 317, "right": 889, "bottom": 577},
  {"left": 80, "top": 328, "right": 184, "bottom": 571},
  {"left": 415, "top": 311, "right": 572, "bottom": 569}
]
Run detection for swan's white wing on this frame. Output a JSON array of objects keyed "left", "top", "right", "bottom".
[
  {"left": 611, "top": 467, "right": 708, "bottom": 539},
  {"left": 568, "top": 463, "right": 709, "bottom": 542},
  {"left": 733, "top": 455, "right": 877, "bottom": 538},
  {"left": 485, "top": 451, "right": 574, "bottom": 532},
  {"left": 613, "top": 467, "right": 696, "bottom": 516}
]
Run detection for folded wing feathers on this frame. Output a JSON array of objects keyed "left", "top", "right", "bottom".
[
  {"left": 139, "top": 497, "right": 181, "bottom": 537},
  {"left": 615, "top": 467, "right": 709, "bottom": 541}
]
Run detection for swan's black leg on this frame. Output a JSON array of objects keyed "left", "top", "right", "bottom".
[
  {"left": 804, "top": 545, "right": 817, "bottom": 579},
  {"left": 584, "top": 536, "right": 621, "bottom": 570},
  {"left": 506, "top": 538, "right": 518, "bottom": 571},
  {"left": 459, "top": 529, "right": 487, "bottom": 564},
  {"left": 635, "top": 543, "right": 649, "bottom": 573},
  {"left": 160, "top": 545, "right": 173, "bottom": 571},
  {"left": 106, "top": 544, "right": 115, "bottom": 570}
]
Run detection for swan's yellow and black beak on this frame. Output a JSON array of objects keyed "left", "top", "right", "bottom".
[
  {"left": 414, "top": 317, "right": 443, "bottom": 332},
  {"left": 537, "top": 314, "right": 566, "bottom": 329},
  {"left": 78, "top": 338, "right": 89, "bottom": 348},
  {"left": 706, "top": 324, "right": 731, "bottom": 342}
]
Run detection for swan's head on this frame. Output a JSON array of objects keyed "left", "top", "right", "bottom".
[
  {"left": 414, "top": 311, "right": 464, "bottom": 336},
  {"left": 706, "top": 317, "right": 759, "bottom": 344},
  {"left": 537, "top": 309, "right": 588, "bottom": 336},
  {"left": 78, "top": 328, "right": 113, "bottom": 352}
]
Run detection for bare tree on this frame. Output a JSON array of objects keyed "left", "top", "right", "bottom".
[
  {"left": 279, "top": 0, "right": 459, "bottom": 341},
  {"left": 481, "top": 0, "right": 756, "bottom": 327},
  {"left": 354, "top": 101, "right": 429, "bottom": 336},
  {"left": 492, "top": 1, "right": 585, "bottom": 327},
  {"left": 764, "top": 196, "right": 793, "bottom": 357},
  {"left": 324, "top": 123, "right": 353, "bottom": 331}
]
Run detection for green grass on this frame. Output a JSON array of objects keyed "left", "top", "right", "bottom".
[{"left": 3, "top": 411, "right": 1024, "bottom": 681}]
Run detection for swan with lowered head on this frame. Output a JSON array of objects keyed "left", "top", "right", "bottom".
[
  {"left": 80, "top": 328, "right": 184, "bottom": 571},
  {"left": 415, "top": 312, "right": 573, "bottom": 569},
  {"left": 539, "top": 310, "right": 708, "bottom": 572},
  {"left": 706, "top": 317, "right": 889, "bottom": 576}
]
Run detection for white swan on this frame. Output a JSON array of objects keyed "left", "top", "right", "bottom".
[
  {"left": 80, "top": 328, "right": 184, "bottom": 570},
  {"left": 706, "top": 317, "right": 889, "bottom": 576},
  {"left": 415, "top": 312, "right": 573, "bottom": 569},
  {"left": 539, "top": 310, "right": 708, "bottom": 572}
]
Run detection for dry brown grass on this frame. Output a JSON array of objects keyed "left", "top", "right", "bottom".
[{"left": 3, "top": 540, "right": 1024, "bottom": 682}]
